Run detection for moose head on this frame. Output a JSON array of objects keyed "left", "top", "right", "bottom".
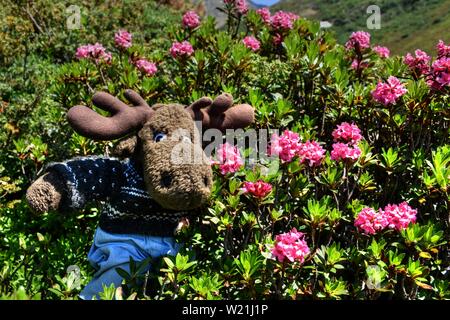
[{"left": 65, "top": 89, "right": 254, "bottom": 211}]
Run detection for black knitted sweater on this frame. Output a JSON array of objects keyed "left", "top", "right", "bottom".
[{"left": 44, "top": 156, "right": 190, "bottom": 236}]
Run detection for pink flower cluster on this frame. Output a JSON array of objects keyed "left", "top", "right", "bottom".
[
  {"left": 182, "top": 11, "right": 200, "bottom": 29},
  {"left": 345, "top": 31, "right": 371, "bottom": 51},
  {"left": 114, "top": 30, "right": 132, "bottom": 49},
  {"left": 271, "top": 228, "right": 310, "bottom": 263},
  {"left": 134, "top": 59, "right": 157, "bottom": 76},
  {"left": 297, "top": 141, "right": 326, "bottom": 167},
  {"left": 354, "top": 202, "right": 417, "bottom": 234},
  {"left": 332, "top": 122, "right": 362, "bottom": 145},
  {"left": 269, "top": 130, "right": 302, "bottom": 162},
  {"left": 170, "top": 41, "right": 194, "bottom": 59},
  {"left": 330, "top": 143, "right": 361, "bottom": 162},
  {"left": 241, "top": 180, "right": 272, "bottom": 198},
  {"left": 270, "top": 125, "right": 363, "bottom": 165},
  {"left": 383, "top": 202, "right": 418, "bottom": 231},
  {"left": 371, "top": 76, "right": 407, "bottom": 106},
  {"left": 330, "top": 122, "right": 363, "bottom": 163},
  {"left": 224, "top": 0, "right": 249, "bottom": 15},
  {"left": 242, "top": 36, "right": 260, "bottom": 52},
  {"left": 214, "top": 143, "right": 244, "bottom": 175},
  {"left": 75, "top": 43, "right": 112, "bottom": 63},
  {"left": 270, "top": 132, "right": 326, "bottom": 166},
  {"left": 254, "top": 8, "right": 298, "bottom": 45},
  {"left": 404, "top": 49, "right": 431, "bottom": 75},
  {"left": 270, "top": 11, "right": 299, "bottom": 30},
  {"left": 354, "top": 207, "right": 389, "bottom": 235},
  {"left": 256, "top": 7, "right": 271, "bottom": 24},
  {"left": 373, "top": 45, "right": 390, "bottom": 59},
  {"left": 428, "top": 57, "right": 450, "bottom": 90},
  {"left": 404, "top": 41, "right": 450, "bottom": 90},
  {"left": 437, "top": 40, "right": 450, "bottom": 58}
]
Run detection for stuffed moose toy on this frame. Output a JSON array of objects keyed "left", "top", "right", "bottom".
[{"left": 26, "top": 89, "right": 254, "bottom": 299}]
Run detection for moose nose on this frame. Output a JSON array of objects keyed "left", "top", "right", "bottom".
[{"left": 160, "top": 172, "right": 172, "bottom": 188}]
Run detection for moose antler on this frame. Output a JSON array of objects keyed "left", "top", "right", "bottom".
[
  {"left": 68, "top": 91, "right": 254, "bottom": 140},
  {"left": 67, "top": 90, "right": 154, "bottom": 140},
  {"left": 185, "top": 93, "right": 254, "bottom": 131}
]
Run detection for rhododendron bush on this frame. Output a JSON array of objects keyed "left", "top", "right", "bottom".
[{"left": 0, "top": 0, "right": 449, "bottom": 300}]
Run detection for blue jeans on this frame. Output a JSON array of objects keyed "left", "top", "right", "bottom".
[{"left": 80, "top": 227, "right": 181, "bottom": 300}]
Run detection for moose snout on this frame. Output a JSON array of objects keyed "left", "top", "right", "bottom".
[
  {"left": 143, "top": 138, "right": 213, "bottom": 211},
  {"left": 160, "top": 171, "right": 211, "bottom": 189},
  {"left": 151, "top": 164, "right": 212, "bottom": 210}
]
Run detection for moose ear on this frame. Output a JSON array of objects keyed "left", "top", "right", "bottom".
[{"left": 112, "top": 135, "right": 138, "bottom": 158}]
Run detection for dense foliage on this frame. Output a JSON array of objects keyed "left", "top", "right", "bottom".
[{"left": 0, "top": 0, "right": 449, "bottom": 300}]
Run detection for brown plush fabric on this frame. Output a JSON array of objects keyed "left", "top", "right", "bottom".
[
  {"left": 138, "top": 104, "right": 212, "bottom": 211},
  {"left": 26, "top": 172, "right": 66, "bottom": 213},
  {"left": 112, "top": 135, "right": 139, "bottom": 158},
  {"left": 186, "top": 93, "right": 255, "bottom": 131},
  {"left": 67, "top": 90, "right": 154, "bottom": 141}
]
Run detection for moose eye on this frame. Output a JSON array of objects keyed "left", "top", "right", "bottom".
[{"left": 154, "top": 132, "right": 167, "bottom": 142}]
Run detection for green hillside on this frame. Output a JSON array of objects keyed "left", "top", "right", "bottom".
[{"left": 273, "top": 0, "right": 450, "bottom": 56}]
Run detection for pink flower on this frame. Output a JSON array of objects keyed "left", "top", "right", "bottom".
[
  {"left": 224, "top": 0, "right": 248, "bottom": 15},
  {"left": 170, "top": 41, "right": 194, "bottom": 58},
  {"left": 382, "top": 202, "right": 417, "bottom": 231},
  {"left": 297, "top": 141, "right": 326, "bottom": 167},
  {"left": 436, "top": 40, "right": 450, "bottom": 58},
  {"left": 269, "top": 130, "right": 301, "bottom": 163},
  {"left": 75, "top": 46, "right": 90, "bottom": 59},
  {"left": 242, "top": 36, "right": 260, "bottom": 51},
  {"left": 403, "top": 49, "right": 431, "bottom": 76},
  {"left": 235, "top": 0, "right": 249, "bottom": 14},
  {"left": 351, "top": 59, "right": 368, "bottom": 70},
  {"left": 182, "top": 10, "right": 200, "bottom": 29},
  {"left": 373, "top": 45, "right": 390, "bottom": 58},
  {"left": 75, "top": 43, "right": 112, "bottom": 63},
  {"left": 371, "top": 76, "right": 407, "bottom": 106},
  {"left": 332, "top": 122, "right": 362, "bottom": 144},
  {"left": 215, "top": 143, "right": 244, "bottom": 175},
  {"left": 427, "top": 57, "right": 450, "bottom": 90},
  {"left": 134, "top": 59, "right": 157, "bottom": 76},
  {"left": 331, "top": 143, "right": 361, "bottom": 162},
  {"left": 354, "top": 207, "right": 389, "bottom": 235},
  {"left": 345, "top": 31, "right": 371, "bottom": 51},
  {"left": 271, "top": 228, "right": 310, "bottom": 263},
  {"left": 273, "top": 33, "right": 283, "bottom": 46},
  {"left": 114, "top": 30, "right": 132, "bottom": 49},
  {"left": 241, "top": 180, "right": 272, "bottom": 198},
  {"left": 270, "top": 11, "right": 299, "bottom": 30},
  {"left": 256, "top": 8, "right": 271, "bottom": 24},
  {"left": 355, "top": 202, "right": 418, "bottom": 234}
]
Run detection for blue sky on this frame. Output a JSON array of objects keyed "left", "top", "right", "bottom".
[{"left": 251, "top": 0, "right": 280, "bottom": 6}]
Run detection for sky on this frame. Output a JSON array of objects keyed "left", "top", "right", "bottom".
[{"left": 250, "top": 0, "right": 280, "bottom": 6}]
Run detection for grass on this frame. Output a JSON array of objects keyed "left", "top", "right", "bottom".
[{"left": 273, "top": 0, "right": 450, "bottom": 55}]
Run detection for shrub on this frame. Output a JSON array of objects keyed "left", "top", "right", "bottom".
[{"left": 0, "top": 1, "right": 449, "bottom": 300}]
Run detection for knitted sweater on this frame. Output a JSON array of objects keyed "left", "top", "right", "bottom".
[{"left": 44, "top": 156, "right": 189, "bottom": 236}]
